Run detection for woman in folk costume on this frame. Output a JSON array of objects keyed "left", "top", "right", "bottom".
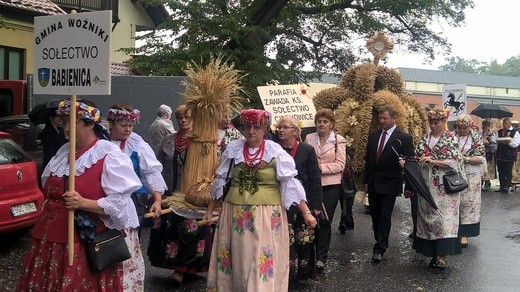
[
  {"left": 203, "top": 109, "right": 317, "bottom": 291},
  {"left": 454, "top": 114, "right": 485, "bottom": 248},
  {"left": 17, "top": 100, "right": 142, "bottom": 291},
  {"left": 106, "top": 102, "right": 167, "bottom": 291},
  {"left": 412, "top": 108, "right": 463, "bottom": 270},
  {"left": 276, "top": 116, "right": 323, "bottom": 284},
  {"left": 150, "top": 104, "right": 213, "bottom": 283}
]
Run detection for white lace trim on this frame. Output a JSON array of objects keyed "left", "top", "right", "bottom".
[{"left": 47, "top": 140, "right": 119, "bottom": 177}]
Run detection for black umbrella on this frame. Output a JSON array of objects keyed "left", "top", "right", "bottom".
[
  {"left": 470, "top": 103, "right": 512, "bottom": 119},
  {"left": 390, "top": 141, "right": 442, "bottom": 216},
  {"left": 28, "top": 99, "right": 61, "bottom": 125}
]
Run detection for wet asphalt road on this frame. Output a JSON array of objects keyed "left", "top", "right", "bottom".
[{"left": 1, "top": 187, "right": 519, "bottom": 292}]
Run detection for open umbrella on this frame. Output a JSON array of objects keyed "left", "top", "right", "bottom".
[
  {"left": 470, "top": 103, "right": 512, "bottom": 119},
  {"left": 28, "top": 99, "right": 61, "bottom": 125},
  {"left": 390, "top": 141, "right": 441, "bottom": 216}
]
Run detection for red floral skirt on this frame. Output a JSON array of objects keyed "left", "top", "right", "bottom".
[{"left": 16, "top": 237, "right": 123, "bottom": 292}]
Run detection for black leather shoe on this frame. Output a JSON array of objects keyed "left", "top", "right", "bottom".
[
  {"left": 500, "top": 189, "right": 509, "bottom": 194},
  {"left": 371, "top": 253, "right": 383, "bottom": 263},
  {"left": 408, "top": 232, "right": 416, "bottom": 239}
]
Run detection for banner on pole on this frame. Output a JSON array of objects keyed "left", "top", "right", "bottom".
[
  {"left": 257, "top": 84, "right": 335, "bottom": 128},
  {"left": 442, "top": 84, "right": 466, "bottom": 121},
  {"left": 34, "top": 11, "right": 111, "bottom": 95}
]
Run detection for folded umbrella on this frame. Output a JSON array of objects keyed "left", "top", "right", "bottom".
[{"left": 390, "top": 142, "right": 442, "bottom": 217}]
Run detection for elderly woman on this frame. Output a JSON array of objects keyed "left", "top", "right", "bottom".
[
  {"left": 304, "top": 109, "right": 346, "bottom": 271},
  {"left": 455, "top": 114, "right": 485, "bottom": 248},
  {"left": 412, "top": 108, "right": 463, "bottom": 270},
  {"left": 17, "top": 100, "right": 142, "bottom": 291},
  {"left": 106, "top": 102, "right": 167, "bottom": 290},
  {"left": 203, "top": 109, "right": 317, "bottom": 291},
  {"left": 276, "top": 116, "right": 323, "bottom": 284},
  {"left": 480, "top": 120, "right": 497, "bottom": 190},
  {"left": 149, "top": 104, "right": 176, "bottom": 155}
]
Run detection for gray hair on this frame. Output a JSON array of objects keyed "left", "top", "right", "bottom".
[{"left": 157, "top": 104, "right": 172, "bottom": 118}]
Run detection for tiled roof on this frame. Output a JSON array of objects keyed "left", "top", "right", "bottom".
[
  {"left": 397, "top": 67, "right": 520, "bottom": 90},
  {"left": 111, "top": 62, "right": 140, "bottom": 76},
  {"left": 0, "top": 0, "right": 65, "bottom": 15}
]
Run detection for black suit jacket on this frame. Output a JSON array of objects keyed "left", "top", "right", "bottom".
[{"left": 363, "top": 127, "right": 414, "bottom": 196}]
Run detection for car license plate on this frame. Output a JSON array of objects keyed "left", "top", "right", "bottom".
[{"left": 11, "top": 202, "right": 37, "bottom": 217}]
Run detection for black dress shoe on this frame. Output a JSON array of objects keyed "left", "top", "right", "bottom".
[
  {"left": 500, "top": 189, "right": 509, "bottom": 194},
  {"left": 371, "top": 253, "right": 383, "bottom": 263},
  {"left": 408, "top": 232, "right": 416, "bottom": 239}
]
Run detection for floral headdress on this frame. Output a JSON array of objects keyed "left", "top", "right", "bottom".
[
  {"left": 106, "top": 108, "right": 140, "bottom": 122},
  {"left": 426, "top": 109, "right": 448, "bottom": 121},
  {"left": 239, "top": 109, "right": 271, "bottom": 127},
  {"left": 57, "top": 100, "right": 101, "bottom": 123},
  {"left": 455, "top": 114, "right": 472, "bottom": 128}
]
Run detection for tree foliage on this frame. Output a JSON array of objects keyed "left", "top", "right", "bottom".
[
  {"left": 129, "top": 0, "right": 474, "bottom": 105},
  {"left": 439, "top": 55, "right": 520, "bottom": 77}
]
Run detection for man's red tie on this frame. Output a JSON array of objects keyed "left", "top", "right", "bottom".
[{"left": 376, "top": 130, "right": 387, "bottom": 162}]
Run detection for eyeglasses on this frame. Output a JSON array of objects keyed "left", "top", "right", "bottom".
[{"left": 276, "top": 125, "right": 295, "bottom": 130}]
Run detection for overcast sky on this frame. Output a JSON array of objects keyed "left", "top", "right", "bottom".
[{"left": 385, "top": 0, "right": 520, "bottom": 70}]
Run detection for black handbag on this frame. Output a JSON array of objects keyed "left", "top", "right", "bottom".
[
  {"left": 131, "top": 192, "right": 154, "bottom": 228},
  {"left": 442, "top": 170, "right": 468, "bottom": 194},
  {"left": 222, "top": 158, "right": 235, "bottom": 200},
  {"left": 341, "top": 154, "right": 357, "bottom": 199},
  {"left": 85, "top": 229, "right": 131, "bottom": 273}
]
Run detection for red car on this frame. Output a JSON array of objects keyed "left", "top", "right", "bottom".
[{"left": 0, "top": 131, "right": 44, "bottom": 235}]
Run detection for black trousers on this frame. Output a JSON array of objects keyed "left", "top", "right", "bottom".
[
  {"left": 315, "top": 185, "right": 341, "bottom": 262},
  {"left": 368, "top": 191, "right": 397, "bottom": 254},
  {"left": 497, "top": 160, "right": 514, "bottom": 189}
]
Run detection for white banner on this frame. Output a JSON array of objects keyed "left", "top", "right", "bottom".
[
  {"left": 442, "top": 84, "right": 466, "bottom": 121},
  {"left": 257, "top": 84, "right": 319, "bottom": 128},
  {"left": 33, "top": 11, "right": 111, "bottom": 95}
]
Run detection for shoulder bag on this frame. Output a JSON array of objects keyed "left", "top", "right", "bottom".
[
  {"left": 442, "top": 170, "right": 468, "bottom": 194},
  {"left": 85, "top": 229, "right": 132, "bottom": 273},
  {"left": 222, "top": 158, "right": 235, "bottom": 200}
]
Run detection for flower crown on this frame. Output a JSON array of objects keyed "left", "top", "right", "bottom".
[
  {"left": 455, "top": 118, "right": 472, "bottom": 128},
  {"left": 239, "top": 109, "right": 271, "bottom": 126},
  {"left": 106, "top": 108, "right": 140, "bottom": 122},
  {"left": 427, "top": 110, "right": 448, "bottom": 120},
  {"left": 57, "top": 100, "right": 101, "bottom": 123}
]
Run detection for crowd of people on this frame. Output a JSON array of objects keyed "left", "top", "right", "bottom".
[{"left": 16, "top": 99, "right": 513, "bottom": 291}]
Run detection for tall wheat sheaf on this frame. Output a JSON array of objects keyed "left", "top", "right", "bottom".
[{"left": 180, "top": 56, "right": 243, "bottom": 207}]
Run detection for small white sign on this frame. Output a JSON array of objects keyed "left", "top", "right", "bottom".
[
  {"left": 442, "top": 84, "right": 466, "bottom": 121},
  {"left": 257, "top": 84, "right": 319, "bottom": 128},
  {"left": 33, "top": 11, "right": 111, "bottom": 95}
]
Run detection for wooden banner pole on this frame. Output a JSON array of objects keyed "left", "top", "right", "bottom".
[{"left": 68, "top": 95, "right": 77, "bottom": 266}]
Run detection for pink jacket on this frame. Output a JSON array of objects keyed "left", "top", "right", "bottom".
[{"left": 305, "top": 132, "right": 347, "bottom": 186}]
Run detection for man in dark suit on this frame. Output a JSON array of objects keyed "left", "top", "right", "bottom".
[{"left": 363, "top": 105, "right": 414, "bottom": 263}]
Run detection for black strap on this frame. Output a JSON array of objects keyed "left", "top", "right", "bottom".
[{"left": 225, "top": 158, "right": 235, "bottom": 180}]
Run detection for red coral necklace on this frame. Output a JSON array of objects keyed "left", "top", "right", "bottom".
[
  {"left": 243, "top": 140, "right": 266, "bottom": 168},
  {"left": 175, "top": 134, "right": 190, "bottom": 153}
]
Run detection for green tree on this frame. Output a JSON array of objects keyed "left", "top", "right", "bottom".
[
  {"left": 438, "top": 56, "right": 487, "bottom": 73},
  {"left": 129, "top": 0, "right": 474, "bottom": 105},
  {"left": 439, "top": 55, "right": 520, "bottom": 77}
]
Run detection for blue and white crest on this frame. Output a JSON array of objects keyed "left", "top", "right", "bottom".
[{"left": 37, "top": 68, "right": 50, "bottom": 87}]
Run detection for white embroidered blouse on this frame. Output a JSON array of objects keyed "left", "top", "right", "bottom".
[
  {"left": 42, "top": 139, "right": 142, "bottom": 230},
  {"left": 211, "top": 139, "right": 307, "bottom": 209}
]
